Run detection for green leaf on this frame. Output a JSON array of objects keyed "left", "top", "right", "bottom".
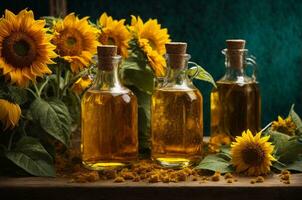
[
  {"left": 30, "top": 98, "right": 71, "bottom": 147},
  {"left": 187, "top": 62, "right": 216, "bottom": 88},
  {"left": 5, "top": 136, "right": 55, "bottom": 177},
  {"left": 278, "top": 139, "right": 302, "bottom": 163},
  {"left": 127, "top": 86, "right": 151, "bottom": 155},
  {"left": 195, "top": 154, "right": 234, "bottom": 173},
  {"left": 121, "top": 63, "right": 154, "bottom": 94},
  {"left": 7, "top": 85, "right": 28, "bottom": 105},
  {"left": 272, "top": 158, "right": 302, "bottom": 172},
  {"left": 219, "top": 145, "right": 232, "bottom": 160},
  {"left": 288, "top": 104, "right": 302, "bottom": 135},
  {"left": 268, "top": 130, "right": 291, "bottom": 155}
]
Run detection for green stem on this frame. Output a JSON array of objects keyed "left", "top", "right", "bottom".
[
  {"left": 38, "top": 77, "right": 50, "bottom": 97},
  {"left": 26, "top": 88, "right": 39, "bottom": 99},
  {"left": 61, "top": 68, "right": 90, "bottom": 95},
  {"left": 8, "top": 130, "right": 16, "bottom": 151},
  {"left": 56, "top": 65, "right": 61, "bottom": 98}
]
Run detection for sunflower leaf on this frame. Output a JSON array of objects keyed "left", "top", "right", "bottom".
[
  {"left": 5, "top": 136, "right": 55, "bottom": 177},
  {"left": 278, "top": 139, "right": 302, "bottom": 163},
  {"left": 30, "top": 98, "right": 71, "bottom": 147},
  {"left": 272, "top": 157, "right": 302, "bottom": 172},
  {"left": 288, "top": 104, "right": 302, "bottom": 135},
  {"left": 268, "top": 130, "right": 291, "bottom": 156},
  {"left": 121, "top": 63, "right": 154, "bottom": 94},
  {"left": 195, "top": 154, "right": 234, "bottom": 173},
  {"left": 187, "top": 62, "right": 216, "bottom": 88}
]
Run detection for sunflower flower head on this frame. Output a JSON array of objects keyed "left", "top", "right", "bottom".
[
  {"left": 52, "top": 13, "right": 99, "bottom": 73},
  {"left": 130, "top": 16, "right": 170, "bottom": 77},
  {"left": 98, "top": 13, "right": 130, "bottom": 58},
  {"left": 271, "top": 116, "right": 296, "bottom": 136},
  {"left": 0, "top": 99, "right": 21, "bottom": 130},
  {"left": 231, "top": 130, "right": 276, "bottom": 176},
  {"left": 208, "top": 133, "right": 232, "bottom": 153},
  {"left": 0, "top": 9, "right": 57, "bottom": 87},
  {"left": 72, "top": 75, "right": 92, "bottom": 94}
]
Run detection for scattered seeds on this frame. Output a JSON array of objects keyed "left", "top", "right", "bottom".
[
  {"left": 114, "top": 176, "right": 125, "bottom": 183},
  {"left": 224, "top": 173, "right": 233, "bottom": 179},
  {"left": 149, "top": 174, "right": 160, "bottom": 183},
  {"left": 256, "top": 176, "right": 264, "bottom": 183},
  {"left": 227, "top": 179, "right": 233, "bottom": 183}
]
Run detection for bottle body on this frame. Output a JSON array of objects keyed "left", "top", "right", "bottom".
[
  {"left": 211, "top": 80, "right": 261, "bottom": 142},
  {"left": 81, "top": 89, "right": 138, "bottom": 170},
  {"left": 151, "top": 88, "right": 203, "bottom": 168}
]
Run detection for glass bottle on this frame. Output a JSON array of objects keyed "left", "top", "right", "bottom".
[
  {"left": 151, "top": 42, "right": 203, "bottom": 168},
  {"left": 81, "top": 45, "right": 138, "bottom": 170},
  {"left": 210, "top": 40, "right": 261, "bottom": 145}
]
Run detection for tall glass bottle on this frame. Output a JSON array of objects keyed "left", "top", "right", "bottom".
[
  {"left": 210, "top": 40, "right": 261, "bottom": 144},
  {"left": 81, "top": 45, "right": 138, "bottom": 170},
  {"left": 151, "top": 42, "right": 203, "bottom": 168}
]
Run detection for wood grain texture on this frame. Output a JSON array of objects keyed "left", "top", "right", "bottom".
[{"left": 0, "top": 174, "right": 302, "bottom": 200}]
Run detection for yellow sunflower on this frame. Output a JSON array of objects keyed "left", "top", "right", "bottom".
[
  {"left": 208, "top": 133, "right": 231, "bottom": 153},
  {"left": 231, "top": 130, "right": 276, "bottom": 176},
  {"left": 98, "top": 13, "right": 130, "bottom": 58},
  {"left": 0, "top": 99, "right": 21, "bottom": 130},
  {"left": 271, "top": 116, "right": 296, "bottom": 136},
  {"left": 52, "top": 13, "right": 99, "bottom": 73},
  {"left": 72, "top": 76, "right": 92, "bottom": 94},
  {"left": 130, "top": 16, "right": 170, "bottom": 77},
  {"left": 0, "top": 9, "right": 57, "bottom": 87}
]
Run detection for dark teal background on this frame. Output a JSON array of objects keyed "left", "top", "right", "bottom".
[{"left": 2, "top": 0, "right": 302, "bottom": 135}]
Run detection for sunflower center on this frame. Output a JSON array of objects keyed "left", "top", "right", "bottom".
[
  {"left": 13, "top": 40, "right": 30, "bottom": 56},
  {"left": 242, "top": 144, "right": 265, "bottom": 166},
  {"left": 2, "top": 32, "right": 37, "bottom": 68},
  {"left": 66, "top": 37, "right": 77, "bottom": 46},
  {"left": 56, "top": 29, "right": 83, "bottom": 56},
  {"left": 107, "top": 37, "right": 116, "bottom": 45}
]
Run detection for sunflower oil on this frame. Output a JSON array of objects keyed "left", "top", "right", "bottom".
[
  {"left": 151, "top": 89, "right": 203, "bottom": 168},
  {"left": 81, "top": 90, "right": 138, "bottom": 170},
  {"left": 81, "top": 45, "right": 138, "bottom": 170},
  {"left": 211, "top": 81, "right": 261, "bottom": 142},
  {"left": 151, "top": 42, "right": 203, "bottom": 168},
  {"left": 210, "top": 39, "right": 261, "bottom": 145}
]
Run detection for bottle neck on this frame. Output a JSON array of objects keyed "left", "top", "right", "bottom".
[
  {"left": 222, "top": 49, "right": 250, "bottom": 83},
  {"left": 163, "top": 54, "right": 192, "bottom": 88},
  {"left": 93, "top": 64, "right": 123, "bottom": 91},
  {"left": 166, "top": 67, "right": 188, "bottom": 85}
]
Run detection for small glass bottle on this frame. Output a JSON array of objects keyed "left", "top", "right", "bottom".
[
  {"left": 81, "top": 45, "right": 138, "bottom": 170},
  {"left": 210, "top": 40, "right": 261, "bottom": 144},
  {"left": 151, "top": 42, "right": 203, "bottom": 168}
]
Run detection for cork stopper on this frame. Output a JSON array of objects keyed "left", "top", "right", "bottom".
[
  {"left": 225, "top": 39, "right": 246, "bottom": 69},
  {"left": 226, "top": 39, "right": 246, "bottom": 50},
  {"left": 97, "top": 45, "right": 118, "bottom": 70},
  {"left": 165, "top": 42, "right": 188, "bottom": 69}
]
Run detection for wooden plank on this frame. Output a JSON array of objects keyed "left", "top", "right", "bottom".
[{"left": 0, "top": 174, "right": 302, "bottom": 200}]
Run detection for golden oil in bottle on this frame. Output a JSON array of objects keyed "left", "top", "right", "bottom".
[
  {"left": 151, "top": 42, "right": 203, "bottom": 168},
  {"left": 81, "top": 45, "right": 138, "bottom": 170},
  {"left": 210, "top": 40, "right": 261, "bottom": 145},
  {"left": 81, "top": 91, "right": 138, "bottom": 169},
  {"left": 151, "top": 89, "right": 203, "bottom": 168},
  {"left": 211, "top": 82, "right": 261, "bottom": 142}
]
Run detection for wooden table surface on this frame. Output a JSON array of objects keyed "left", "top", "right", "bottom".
[{"left": 1, "top": 173, "right": 302, "bottom": 200}]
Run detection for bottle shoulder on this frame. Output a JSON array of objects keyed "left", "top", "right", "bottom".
[
  {"left": 217, "top": 75, "right": 259, "bottom": 85},
  {"left": 84, "top": 88, "right": 136, "bottom": 99}
]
